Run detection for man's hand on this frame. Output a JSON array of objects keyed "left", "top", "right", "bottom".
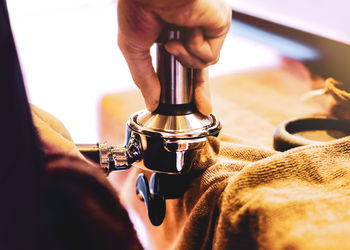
[
  {"left": 117, "top": 0, "right": 231, "bottom": 115},
  {"left": 31, "top": 105, "right": 84, "bottom": 159}
]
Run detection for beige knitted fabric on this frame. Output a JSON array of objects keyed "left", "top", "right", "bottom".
[
  {"left": 102, "top": 61, "right": 350, "bottom": 249},
  {"left": 135, "top": 135, "right": 347, "bottom": 249}
]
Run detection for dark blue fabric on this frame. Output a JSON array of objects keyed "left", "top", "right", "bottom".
[{"left": 0, "top": 1, "right": 47, "bottom": 249}]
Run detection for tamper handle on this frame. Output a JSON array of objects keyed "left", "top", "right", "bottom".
[{"left": 156, "top": 27, "right": 195, "bottom": 115}]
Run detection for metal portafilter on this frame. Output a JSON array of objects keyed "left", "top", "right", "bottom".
[{"left": 77, "top": 27, "right": 221, "bottom": 225}]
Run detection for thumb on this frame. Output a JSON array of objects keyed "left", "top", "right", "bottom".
[{"left": 118, "top": 35, "right": 160, "bottom": 112}]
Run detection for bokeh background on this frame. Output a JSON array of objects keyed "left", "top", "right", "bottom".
[{"left": 7, "top": 0, "right": 349, "bottom": 143}]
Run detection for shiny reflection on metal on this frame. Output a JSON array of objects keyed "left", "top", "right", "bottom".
[
  {"left": 163, "top": 138, "right": 207, "bottom": 152},
  {"left": 107, "top": 136, "right": 142, "bottom": 172},
  {"left": 125, "top": 134, "right": 210, "bottom": 174},
  {"left": 176, "top": 151, "right": 185, "bottom": 172},
  {"left": 129, "top": 109, "right": 219, "bottom": 139},
  {"left": 109, "top": 146, "right": 128, "bottom": 169},
  {"left": 78, "top": 142, "right": 132, "bottom": 174},
  {"left": 125, "top": 110, "right": 221, "bottom": 174},
  {"left": 98, "top": 142, "right": 109, "bottom": 172},
  {"left": 168, "top": 30, "right": 179, "bottom": 40},
  {"left": 157, "top": 32, "right": 193, "bottom": 105}
]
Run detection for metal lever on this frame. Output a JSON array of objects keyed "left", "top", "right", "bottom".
[{"left": 77, "top": 137, "right": 142, "bottom": 174}]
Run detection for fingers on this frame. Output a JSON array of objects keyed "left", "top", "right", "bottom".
[
  {"left": 159, "top": 0, "right": 231, "bottom": 69},
  {"left": 118, "top": 35, "right": 161, "bottom": 112},
  {"left": 32, "top": 108, "right": 101, "bottom": 166},
  {"left": 31, "top": 104, "right": 73, "bottom": 141},
  {"left": 194, "top": 68, "right": 212, "bottom": 116},
  {"left": 31, "top": 111, "right": 82, "bottom": 158},
  {"left": 165, "top": 28, "right": 221, "bottom": 69},
  {"left": 186, "top": 27, "right": 221, "bottom": 64},
  {"left": 117, "top": 0, "right": 162, "bottom": 112},
  {"left": 117, "top": 0, "right": 230, "bottom": 113},
  {"left": 165, "top": 40, "right": 209, "bottom": 69}
]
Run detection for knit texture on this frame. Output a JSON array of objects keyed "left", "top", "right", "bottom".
[
  {"left": 101, "top": 61, "right": 350, "bottom": 249},
  {"left": 196, "top": 137, "right": 350, "bottom": 249}
]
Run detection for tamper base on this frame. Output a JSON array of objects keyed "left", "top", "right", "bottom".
[{"left": 126, "top": 109, "right": 221, "bottom": 174}]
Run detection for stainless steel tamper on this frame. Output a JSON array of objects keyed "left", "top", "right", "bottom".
[{"left": 78, "top": 27, "right": 221, "bottom": 225}]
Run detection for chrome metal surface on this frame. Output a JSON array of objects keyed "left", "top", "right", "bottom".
[
  {"left": 79, "top": 28, "right": 221, "bottom": 175},
  {"left": 126, "top": 110, "right": 221, "bottom": 174},
  {"left": 78, "top": 141, "right": 141, "bottom": 174},
  {"left": 98, "top": 142, "right": 109, "bottom": 172},
  {"left": 107, "top": 136, "right": 142, "bottom": 172},
  {"left": 157, "top": 30, "right": 193, "bottom": 106},
  {"left": 134, "top": 110, "right": 214, "bottom": 136},
  {"left": 109, "top": 146, "right": 129, "bottom": 169}
]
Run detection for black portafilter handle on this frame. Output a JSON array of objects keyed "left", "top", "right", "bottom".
[{"left": 155, "top": 27, "right": 196, "bottom": 115}]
